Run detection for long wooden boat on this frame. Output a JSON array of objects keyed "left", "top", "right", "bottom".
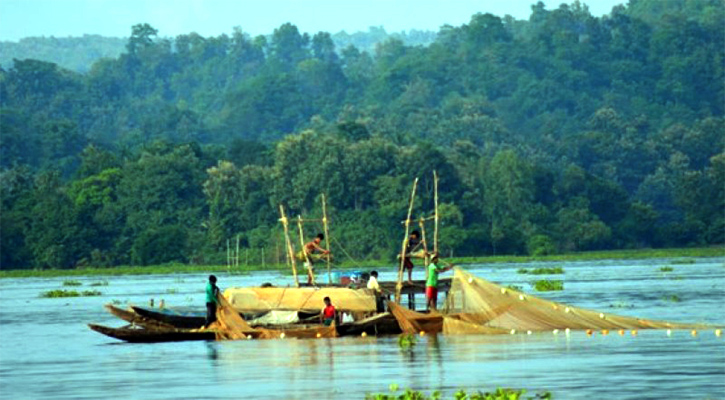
[
  {"left": 88, "top": 324, "right": 218, "bottom": 343},
  {"left": 336, "top": 312, "right": 401, "bottom": 336},
  {"left": 129, "top": 306, "right": 319, "bottom": 329},
  {"left": 125, "top": 303, "right": 397, "bottom": 336},
  {"left": 128, "top": 306, "right": 209, "bottom": 329},
  {"left": 89, "top": 322, "right": 339, "bottom": 343},
  {"left": 104, "top": 304, "right": 176, "bottom": 330}
]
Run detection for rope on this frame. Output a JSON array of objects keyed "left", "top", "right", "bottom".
[{"left": 331, "top": 236, "right": 366, "bottom": 269}]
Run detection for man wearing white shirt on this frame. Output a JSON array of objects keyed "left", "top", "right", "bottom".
[{"left": 367, "top": 271, "right": 384, "bottom": 312}]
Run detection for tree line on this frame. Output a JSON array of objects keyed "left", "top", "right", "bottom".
[{"left": 1, "top": 0, "right": 723, "bottom": 269}]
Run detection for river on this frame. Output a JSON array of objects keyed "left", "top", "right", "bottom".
[{"left": 0, "top": 258, "right": 723, "bottom": 399}]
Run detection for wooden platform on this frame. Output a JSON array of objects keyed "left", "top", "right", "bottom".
[
  {"left": 301, "top": 278, "right": 452, "bottom": 311},
  {"left": 300, "top": 278, "right": 451, "bottom": 296},
  {"left": 378, "top": 278, "right": 452, "bottom": 296}
]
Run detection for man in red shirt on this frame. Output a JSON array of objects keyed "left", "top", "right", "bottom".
[{"left": 320, "top": 296, "right": 336, "bottom": 326}]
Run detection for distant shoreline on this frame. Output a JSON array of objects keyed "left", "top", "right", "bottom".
[{"left": 1, "top": 247, "right": 722, "bottom": 278}]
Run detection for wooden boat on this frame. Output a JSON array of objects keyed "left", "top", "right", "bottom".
[
  {"left": 89, "top": 322, "right": 338, "bottom": 343},
  {"left": 125, "top": 303, "right": 397, "bottom": 336},
  {"left": 336, "top": 312, "right": 401, "bottom": 336},
  {"left": 104, "top": 304, "right": 176, "bottom": 330},
  {"left": 88, "top": 324, "right": 218, "bottom": 343},
  {"left": 129, "top": 306, "right": 212, "bottom": 329},
  {"left": 130, "top": 306, "right": 319, "bottom": 329}
]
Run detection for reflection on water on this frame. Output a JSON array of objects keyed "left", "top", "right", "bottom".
[{"left": 0, "top": 259, "right": 724, "bottom": 399}]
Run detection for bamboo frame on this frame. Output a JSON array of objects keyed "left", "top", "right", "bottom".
[
  {"left": 236, "top": 235, "right": 240, "bottom": 270},
  {"left": 400, "top": 216, "right": 435, "bottom": 224},
  {"left": 434, "top": 170, "right": 439, "bottom": 255},
  {"left": 321, "top": 193, "right": 332, "bottom": 285},
  {"left": 396, "top": 177, "right": 418, "bottom": 303},
  {"left": 278, "top": 205, "right": 300, "bottom": 287},
  {"left": 297, "top": 215, "right": 316, "bottom": 285},
  {"left": 419, "top": 217, "right": 430, "bottom": 266}
]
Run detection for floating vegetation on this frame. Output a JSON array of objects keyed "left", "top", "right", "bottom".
[
  {"left": 398, "top": 334, "right": 417, "bottom": 349},
  {"left": 608, "top": 302, "right": 634, "bottom": 309},
  {"left": 40, "top": 289, "right": 102, "bottom": 298},
  {"left": 506, "top": 284, "right": 523, "bottom": 291},
  {"left": 518, "top": 267, "right": 564, "bottom": 275},
  {"left": 89, "top": 280, "right": 109, "bottom": 287},
  {"left": 111, "top": 299, "right": 123, "bottom": 305},
  {"left": 662, "top": 294, "right": 681, "bottom": 302},
  {"left": 62, "top": 280, "right": 82, "bottom": 286},
  {"left": 366, "top": 385, "right": 552, "bottom": 400},
  {"left": 659, "top": 266, "right": 674, "bottom": 272},
  {"left": 532, "top": 280, "right": 564, "bottom": 292},
  {"left": 166, "top": 288, "right": 179, "bottom": 294},
  {"left": 671, "top": 259, "right": 695, "bottom": 265}
]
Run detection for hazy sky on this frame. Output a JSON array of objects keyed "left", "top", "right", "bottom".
[{"left": 0, "top": 0, "right": 625, "bottom": 41}]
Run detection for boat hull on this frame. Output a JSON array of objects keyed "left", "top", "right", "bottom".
[{"left": 88, "top": 324, "right": 217, "bottom": 343}]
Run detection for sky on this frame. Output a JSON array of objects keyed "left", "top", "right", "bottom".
[{"left": 0, "top": 0, "right": 626, "bottom": 41}]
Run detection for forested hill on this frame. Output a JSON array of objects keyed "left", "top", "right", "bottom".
[
  {"left": 1, "top": 0, "right": 723, "bottom": 270},
  {"left": 0, "top": 27, "right": 436, "bottom": 73}
]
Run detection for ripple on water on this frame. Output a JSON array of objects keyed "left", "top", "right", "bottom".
[{"left": 1, "top": 259, "right": 724, "bottom": 400}]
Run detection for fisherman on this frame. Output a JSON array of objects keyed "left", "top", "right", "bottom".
[
  {"left": 205, "top": 275, "right": 220, "bottom": 327},
  {"left": 426, "top": 254, "right": 453, "bottom": 311},
  {"left": 320, "top": 296, "right": 337, "bottom": 326},
  {"left": 297, "top": 233, "right": 331, "bottom": 285},
  {"left": 403, "top": 230, "right": 424, "bottom": 282},
  {"left": 367, "top": 270, "right": 385, "bottom": 312}
]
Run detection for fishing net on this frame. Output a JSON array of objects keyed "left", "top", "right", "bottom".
[
  {"left": 223, "top": 287, "right": 376, "bottom": 313},
  {"left": 388, "top": 298, "right": 509, "bottom": 335},
  {"left": 213, "top": 293, "right": 258, "bottom": 340},
  {"left": 388, "top": 302, "right": 442, "bottom": 334},
  {"left": 441, "top": 268, "right": 709, "bottom": 332},
  {"left": 255, "top": 324, "right": 338, "bottom": 339}
]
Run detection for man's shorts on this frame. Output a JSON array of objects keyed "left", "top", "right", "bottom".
[
  {"left": 425, "top": 286, "right": 438, "bottom": 304},
  {"left": 403, "top": 257, "right": 414, "bottom": 270}
]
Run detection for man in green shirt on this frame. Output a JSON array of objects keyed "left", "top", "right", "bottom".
[
  {"left": 426, "top": 255, "right": 453, "bottom": 311},
  {"left": 205, "top": 275, "right": 220, "bottom": 327}
]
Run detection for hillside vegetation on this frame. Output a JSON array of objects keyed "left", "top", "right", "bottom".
[{"left": 1, "top": 0, "right": 723, "bottom": 269}]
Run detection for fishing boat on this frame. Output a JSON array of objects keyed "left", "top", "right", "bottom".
[
  {"left": 88, "top": 324, "right": 218, "bottom": 343},
  {"left": 128, "top": 306, "right": 283, "bottom": 329}
]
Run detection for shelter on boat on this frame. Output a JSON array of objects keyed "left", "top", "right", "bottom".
[{"left": 223, "top": 286, "right": 377, "bottom": 314}]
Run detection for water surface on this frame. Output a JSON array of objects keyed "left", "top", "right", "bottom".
[{"left": 1, "top": 258, "right": 723, "bottom": 399}]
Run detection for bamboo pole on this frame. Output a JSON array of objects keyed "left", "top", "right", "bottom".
[
  {"left": 236, "top": 235, "right": 240, "bottom": 271},
  {"left": 400, "top": 216, "right": 435, "bottom": 224},
  {"left": 419, "top": 217, "right": 430, "bottom": 266},
  {"left": 396, "top": 177, "right": 418, "bottom": 303},
  {"left": 279, "top": 205, "right": 299, "bottom": 287},
  {"left": 321, "top": 193, "right": 332, "bottom": 285},
  {"left": 226, "top": 239, "right": 230, "bottom": 273},
  {"left": 434, "top": 170, "right": 439, "bottom": 255},
  {"left": 297, "top": 215, "right": 315, "bottom": 285}
]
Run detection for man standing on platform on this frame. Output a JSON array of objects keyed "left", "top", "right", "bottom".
[
  {"left": 298, "top": 233, "right": 331, "bottom": 285},
  {"left": 205, "top": 275, "right": 220, "bottom": 327},
  {"left": 367, "top": 270, "right": 385, "bottom": 312},
  {"left": 426, "top": 254, "right": 453, "bottom": 311},
  {"left": 403, "top": 230, "right": 424, "bottom": 283}
]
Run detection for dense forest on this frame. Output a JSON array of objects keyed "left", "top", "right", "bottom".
[
  {"left": 1, "top": 0, "right": 723, "bottom": 270},
  {"left": 0, "top": 27, "right": 436, "bottom": 73}
]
